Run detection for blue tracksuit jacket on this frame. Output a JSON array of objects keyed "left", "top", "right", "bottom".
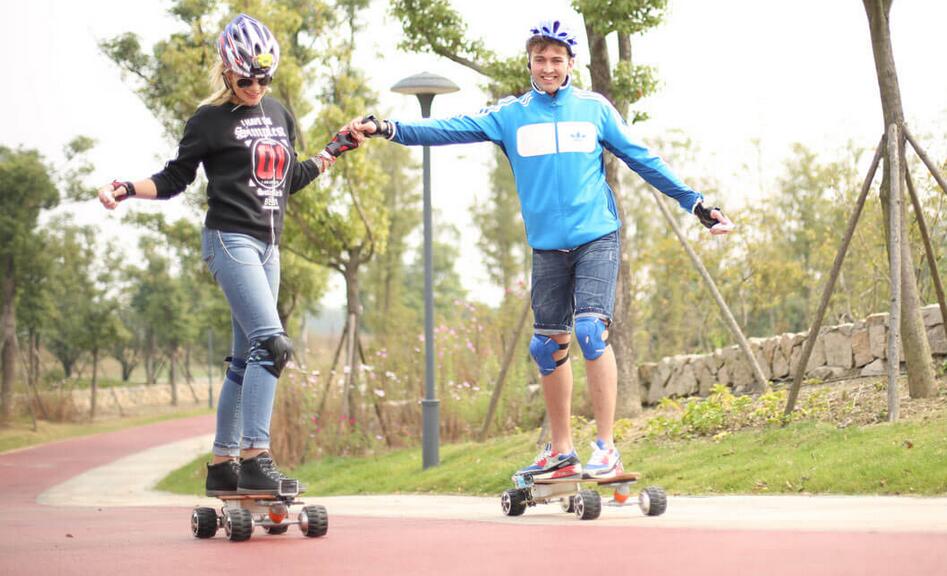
[{"left": 391, "top": 79, "right": 703, "bottom": 250}]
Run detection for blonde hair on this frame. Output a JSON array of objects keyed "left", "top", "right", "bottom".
[
  {"left": 199, "top": 61, "right": 272, "bottom": 108},
  {"left": 200, "top": 61, "right": 232, "bottom": 107}
]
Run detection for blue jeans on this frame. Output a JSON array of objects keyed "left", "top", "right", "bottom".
[
  {"left": 531, "top": 230, "right": 620, "bottom": 335},
  {"left": 201, "top": 228, "right": 283, "bottom": 457}
]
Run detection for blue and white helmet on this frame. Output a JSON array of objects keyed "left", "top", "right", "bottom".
[
  {"left": 528, "top": 20, "right": 579, "bottom": 57},
  {"left": 217, "top": 14, "right": 280, "bottom": 77}
]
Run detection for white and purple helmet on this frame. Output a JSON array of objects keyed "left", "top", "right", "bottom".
[
  {"left": 217, "top": 14, "right": 280, "bottom": 78},
  {"left": 529, "top": 20, "right": 579, "bottom": 57},
  {"left": 528, "top": 20, "right": 579, "bottom": 57}
]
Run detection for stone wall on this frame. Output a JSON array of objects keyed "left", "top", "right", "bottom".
[
  {"left": 639, "top": 304, "right": 946, "bottom": 404},
  {"left": 65, "top": 382, "right": 215, "bottom": 416}
]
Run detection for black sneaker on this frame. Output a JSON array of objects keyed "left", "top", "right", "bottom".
[
  {"left": 237, "top": 452, "right": 300, "bottom": 496},
  {"left": 205, "top": 460, "right": 240, "bottom": 496}
]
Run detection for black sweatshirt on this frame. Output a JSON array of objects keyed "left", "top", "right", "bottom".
[{"left": 151, "top": 96, "right": 319, "bottom": 244}]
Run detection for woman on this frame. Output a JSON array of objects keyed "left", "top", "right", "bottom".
[{"left": 99, "top": 14, "right": 354, "bottom": 494}]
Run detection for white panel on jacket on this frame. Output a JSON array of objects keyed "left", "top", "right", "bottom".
[{"left": 516, "top": 123, "right": 557, "bottom": 157}]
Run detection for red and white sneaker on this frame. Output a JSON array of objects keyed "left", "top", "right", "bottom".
[
  {"left": 517, "top": 442, "right": 582, "bottom": 479},
  {"left": 583, "top": 439, "right": 623, "bottom": 479}
]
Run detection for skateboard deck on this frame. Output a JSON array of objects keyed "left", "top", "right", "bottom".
[
  {"left": 218, "top": 493, "right": 293, "bottom": 501},
  {"left": 533, "top": 472, "right": 640, "bottom": 485}
]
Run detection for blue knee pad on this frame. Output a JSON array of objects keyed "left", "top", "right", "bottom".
[
  {"left": 575, "top": 316, "right": 609, "bottom": 361},
  {"left": 529, "top": 335, "right": 570, "bottom": 376},
  {"left": 224, "top": 356, "right": 247, "bottom": 386}
]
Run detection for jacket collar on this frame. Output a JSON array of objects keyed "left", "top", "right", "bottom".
[{"left": 531, "top": 75, "right": 573, "bottom": 105}]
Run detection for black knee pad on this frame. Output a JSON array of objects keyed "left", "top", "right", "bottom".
[{"left": 247, "top": 333, "right": 294, "bottom": 378}]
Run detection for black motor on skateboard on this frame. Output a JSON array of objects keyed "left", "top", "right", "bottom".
[
  {"left": 501, "top": 471, "right": 667, "bottom": 520},
  {"left": 191, "top": 481, "right": 328, "bottom": 542}
]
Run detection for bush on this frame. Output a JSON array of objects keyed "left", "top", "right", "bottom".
[{"left": 646, "top": 384, "right": 792, "bottom": 440}]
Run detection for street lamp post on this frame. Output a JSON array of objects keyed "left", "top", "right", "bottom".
[{"left": 391, "top": 72, "right": 460, "bottom": 469}]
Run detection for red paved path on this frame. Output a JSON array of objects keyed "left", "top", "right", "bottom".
[{"left": 1, "top": 415, "right": 945, "bottom": 576}]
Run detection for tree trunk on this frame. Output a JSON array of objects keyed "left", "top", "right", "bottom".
[
  {"left": 144, "top": 337, "right": 157, "bottom": 385},
  {"left": 168, "top": 349, "right": 178, "bottom": 406},
  {"left": 26, "top": 329, "right": 36, "bottom": 390},
  {"left": 342, "top": 265, "right": 361, "bottom": 421},
  {"left": 1, "top": 258, "right": 17, "bottom": 423},
  {"left": 120, "top": 356, "right": 134, "bottom": 382},
  {"left": 585, "top": 24, "right": 642, "bottom": 416},
  {"left": 863, "top": 0, "right": 936, "bottom": 398},
  {"left": 90, "top": 349, "right": 98, "bottom": 420},
  {"left": 28, "top": 330, "right": 48, "bottom": 420}
]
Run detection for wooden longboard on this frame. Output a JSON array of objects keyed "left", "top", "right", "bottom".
[
  {"left": 218, "top": 493, "right": 298, "bottom": 501},
  {"left": 533, "top": 472, "right": 640, "bottom": 485}
]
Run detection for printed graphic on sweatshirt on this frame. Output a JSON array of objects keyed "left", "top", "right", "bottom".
[{"left": 234, "top": 116, "right": 291, "bottom": 211}]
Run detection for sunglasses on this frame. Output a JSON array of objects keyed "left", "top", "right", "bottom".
[{"left": 235, "top": 75, "right": 273, "bottom": 88}]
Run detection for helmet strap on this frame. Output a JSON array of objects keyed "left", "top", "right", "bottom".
[{"left": 221, "top": 72, "right": 236, "bottom": 94}]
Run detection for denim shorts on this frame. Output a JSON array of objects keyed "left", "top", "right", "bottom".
[{"left": 531, "top": 230, "right": 620, "bottom": 335}]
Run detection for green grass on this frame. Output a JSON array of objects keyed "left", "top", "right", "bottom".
[
  {"left": 0, "top": 406, "right": 213, "bottom": 454},
  {"left": 158, "top": 412, "right": 947, "bottom": 496},
  {"left": 624, "top": 416, "right": 947, "bottom": 495}
]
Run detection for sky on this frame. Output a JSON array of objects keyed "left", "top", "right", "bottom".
[{"left": 4, "top": 0, "right": 947, "bottom": 310}]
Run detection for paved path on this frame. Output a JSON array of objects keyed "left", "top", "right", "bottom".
[{"left": 2, "top": 414, "right": 946, "bottom": 575}]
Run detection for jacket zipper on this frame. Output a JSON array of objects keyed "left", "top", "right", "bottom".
[{"left": 552, "top": 95, "right": 564, "bottom": 247}]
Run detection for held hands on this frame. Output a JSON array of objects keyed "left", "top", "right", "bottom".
[
  {"left": 318, "top": 116, "right": 393, "bottom": 172},
  {"left": 693, "top": 201, "right": 735, "bottom": 235},
  {"left": 343, "top": 115, "right": 392, "bottom": 140}
]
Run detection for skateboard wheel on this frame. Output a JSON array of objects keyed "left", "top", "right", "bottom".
[
  {"left": 299, "top": 505, "right": 328, "bottom": 538},
  {"left": 560, "top": 495, "right": 576, "bottom": 513},
  {"left": 191, "top": 507, "right": 218, "bottom": 539},
  {"left": 501, "top": 489, "right": 528, "bottom": 517},
  {"left": 224, "top": 508, "right": 254, "bottom": 542},
  {"left": 264, "top": 524, "right": 289, "bottom": 535},
  {"left": 574, "top": 489, "right": 602, "bottom": 520},
  {"left": 639, "top": 486, "right": 667, "bottom": 516}
]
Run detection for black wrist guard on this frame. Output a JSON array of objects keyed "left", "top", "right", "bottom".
[
  {"left": 363, "top": 114, "right": 394, "bottom": 139},
  {"left": 112, "top": 180, "right": 136, "bottom": 200},
  {"left": 324, "top": 130, "right": 359, "bottom": 158},
  {"left": 693, "top": 202, "right": 723, "bottom": 229}
]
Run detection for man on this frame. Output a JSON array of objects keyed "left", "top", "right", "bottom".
[{"left": 346, "top": 19, "right": 733, "bottom": 479}]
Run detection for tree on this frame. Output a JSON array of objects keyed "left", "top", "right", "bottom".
[
  {"left": 283, "top": 0, "right": 403, "bottom": 419},
  {"left": 0, "top": 147, "right": 59, "bottom": 422},
  {"left": 471, "top": 149, "right": 528, "bottom": 295},
  {"left": 84, "top": 267, "right": 120, "bottom": 420},
  {"left": 403, "top": 224, "right": 468, "bottom": 319},
  {"left": 16, "top": 229, "right": 56, "bottom": 402},
  {"left": 361, "top": 144, "right": 421, "bottom": 339},
  {"left": 863, "top": 0, "right": 937, "bottom": 398},
  {"left": 390, "top": 0, "right": 669, "bottom": 416},
  {"left": 44, "top": 220, "right": 98, "bottom": 381}
]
